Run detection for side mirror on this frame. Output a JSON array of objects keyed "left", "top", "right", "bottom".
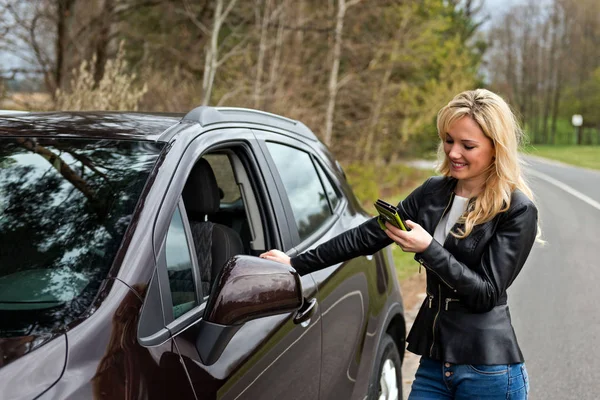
[{"left": 196, "top": 255, "right": 303, "bottom": 365}]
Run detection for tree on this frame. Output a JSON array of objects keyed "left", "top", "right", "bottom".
[
  {"left": 323, "top": 0, "right": 361, "bottom": 147},
  {"left": 486, "top": 0, "right": 600, "bottom": 144},
  {"left": 2, "top": 0, "right": 486, "bottom": 162}
]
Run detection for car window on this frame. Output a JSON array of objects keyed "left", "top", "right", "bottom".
[
  {"left": 204, "top": 154, "right": 241, "bottom": 203},
  {"left": 314, "top": 160, "right": 341, "bottom": 211},
  {"left": 0, "top": 138, "right": 164, "bottom": 337},
  {"left": 266, "top": 142, "right": 332, "bottom": 241},
  {"left": 165, "top": 206, "right": 198, "bottom": 319}
]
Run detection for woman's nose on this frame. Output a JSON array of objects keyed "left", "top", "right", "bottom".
[{"left": 448, "top": 146, "right": 461, "bottom": 159}]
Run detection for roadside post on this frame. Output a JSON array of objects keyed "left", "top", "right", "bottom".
[{"left": 572, "top": 114, "right": 583, "bottom": 145}]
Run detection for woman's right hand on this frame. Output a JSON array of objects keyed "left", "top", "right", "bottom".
[{"left": 259, "top": 249, "right": 291, "bottom": 265}]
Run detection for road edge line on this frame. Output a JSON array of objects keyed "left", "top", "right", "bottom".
[{"left": 527, "top": 169, "right": 600, "bottom": 212}]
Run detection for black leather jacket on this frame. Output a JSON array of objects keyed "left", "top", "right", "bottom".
[{"left": 291, "top": 176, "right": 538, "bottom": 365}]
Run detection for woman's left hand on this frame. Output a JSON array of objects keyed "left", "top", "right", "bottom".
[{"left": 384, "top": 220, "right": 433, "bottom": 253}]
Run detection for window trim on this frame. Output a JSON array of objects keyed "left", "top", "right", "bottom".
[
  {"left": 293, "top": 212, "right": 341, "bottom": 254},
  {"left": 226, "top": 150, "right": 267, "bottom": 252},
  {"left": 310, "top": 150, "right": 353, "bottom": 211},
  {"left": 160, "top": 198, "right": 203, "bottom": 324},
  {"left": 311, "top": 155, "right": 344, "bottom": 214}
]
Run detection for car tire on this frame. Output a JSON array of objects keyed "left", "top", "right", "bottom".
[{"left": 367, "top": 333, "right": 403, "bottom": 400}]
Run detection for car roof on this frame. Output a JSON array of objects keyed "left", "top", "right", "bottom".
[
  {"left": 0, "top": 111, "right": 181, "bottom": 141},
  {"left": 0, "top": 107, "right": 318, "bottom": 142}
]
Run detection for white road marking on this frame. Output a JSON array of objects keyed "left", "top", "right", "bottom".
[{"left": 527, "top": 169, "right": 600, "bottom": 212}]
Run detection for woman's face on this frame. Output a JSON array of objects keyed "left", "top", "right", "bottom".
[{"left": 443, "top": 116, "right": 495, "bottom": 188}]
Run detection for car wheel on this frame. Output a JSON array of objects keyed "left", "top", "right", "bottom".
[{"left": 368, "top": 333, "right": 402, "bottom": 400}]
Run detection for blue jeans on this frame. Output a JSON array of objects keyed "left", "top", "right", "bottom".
[{"left": 409, "top": 357, "right": 529, "bottom": 399}]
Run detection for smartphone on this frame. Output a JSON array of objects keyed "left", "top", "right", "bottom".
[{"left": 374, "top": 199, "right": 409, "bottom": 231}]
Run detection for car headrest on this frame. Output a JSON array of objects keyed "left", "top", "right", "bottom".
[{"left": 182, "top": 158, "right": 220, "bottom": 215}]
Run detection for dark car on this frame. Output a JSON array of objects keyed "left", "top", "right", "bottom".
[{"left": 0, "top": 107, "right": 405, "bottom": 400}]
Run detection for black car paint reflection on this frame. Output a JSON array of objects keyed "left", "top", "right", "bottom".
[{"left": 0, "top": 138, "right": 164, "bottom": 364}]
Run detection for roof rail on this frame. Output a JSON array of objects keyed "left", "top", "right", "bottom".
[{"left": 182, "top": 106, "right": 317, "bottom": 141}]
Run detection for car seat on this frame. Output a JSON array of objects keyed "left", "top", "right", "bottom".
[{"left": 182, "top": 158, "right": 244, "bottom": 296}]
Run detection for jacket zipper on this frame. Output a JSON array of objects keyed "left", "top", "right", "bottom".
[
  {"left": 426, "top": 289, "right": 434, "bottom": 308},
  {"left": 445, "top": 298, "right": 460, "bottom": 311},
  {"left": 420, "top": 262, "right": 455, "bottom": 290},
  {"left": 429, "top": 194, "right": 457, "bottom": 357},
  {"left": 430, "top": 284, "right": 441, "bottom": 357}
]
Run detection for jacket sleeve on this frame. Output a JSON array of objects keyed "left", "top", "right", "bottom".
[
  {"left": 290, "top": 217, "right": 392, "bottom": 275},
  {"left": 290, "top": 177, "right": 432, "bottom": 275},
  {"left": 398, "top": 177, "right": 432, "bottom": 222},
  {"left": 416, "top": 201, "right": 538, "bottom": 313}
]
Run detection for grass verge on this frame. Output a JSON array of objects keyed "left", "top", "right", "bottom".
[{"left": 523, "top": 145, "right": 600, "bottom": 170}]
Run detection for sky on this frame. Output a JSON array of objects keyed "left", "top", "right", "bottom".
[
  {"left": 480, "top": 0, "right": 526, "bottom": 30},
  {"left": 483, "top": 0, "right": 523, "bottom": 12}
]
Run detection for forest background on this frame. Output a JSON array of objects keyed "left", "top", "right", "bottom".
[{"left": 0, "top": 0, "right": 599, "bottom": 204}]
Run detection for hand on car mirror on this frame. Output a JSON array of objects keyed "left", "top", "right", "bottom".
[{"left": 260, "top": 249, "right": 291, "bottom": 265}]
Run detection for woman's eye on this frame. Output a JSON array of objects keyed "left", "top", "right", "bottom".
[
  {"left": 445, "top": 139, "right": 453, "bottom": 144},
  {"left": 464, "top": 145, "right": 475, "bottom": 150}
]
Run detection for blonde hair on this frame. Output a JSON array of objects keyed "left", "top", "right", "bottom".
[{"left": 436, "top": 88, "right": 537, "bottom": 239}]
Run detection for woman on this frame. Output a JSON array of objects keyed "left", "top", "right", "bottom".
[{"left": 261, "top": 88, "right": 538, "bottom": 399}]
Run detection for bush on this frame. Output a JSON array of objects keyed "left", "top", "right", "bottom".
[{"left": 55, "top": 41, "right": 147, "bottom": 111}]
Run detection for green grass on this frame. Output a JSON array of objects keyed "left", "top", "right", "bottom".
[
  {"left": 391, "top": 244, "right": 421, "bottom": 281},
  {"left": 523, "top": 145, "right": 600, "bottom": 170}
]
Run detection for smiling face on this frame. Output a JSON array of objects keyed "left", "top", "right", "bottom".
[{"left": 443, "top": 116, "right": 495, "bottom": 193}]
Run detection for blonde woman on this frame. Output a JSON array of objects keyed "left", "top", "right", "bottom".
[{"left": 262, "top": 89, "right": 537, "bottom": 399}]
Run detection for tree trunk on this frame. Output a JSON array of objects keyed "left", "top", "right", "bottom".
[
  {"left": 93, "top": 0, "right": 115, "bottom": 86},
  {"left": 55, "top": 0, "right": 76, "bottom": 92},
  {"left": 324, "top": 0, "right": 346, "bottom": 147},
  {"left": 253, "top": 0, "right": 271, "bottom": 109},
  {"left": 202, "top": 0, "right": 238, "bottom": 106},
  {"left": 267, "top": 0, "right": 287, "bottom": 108},
  {"left": 362, "top": 39, "right": 399, "bottom": 163},
  {"left": 324, "top": 0, "right": 360, "bottom": 147},
  {"left": 542, "top": 6, "right": 558, "bottom": 144}
]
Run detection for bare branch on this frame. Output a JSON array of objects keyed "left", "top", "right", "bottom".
[
  {"left": 15, "top": 138, "right": 97, "bottom": 204},
  {"left": 221, "top": 0, "right": 239, "bottom": 22},
  {"left": 216, "top": 35, "right": 250, "bottom": 67},
  {"left": 179, "top": 0, "right": 210, "bottom": 36}
]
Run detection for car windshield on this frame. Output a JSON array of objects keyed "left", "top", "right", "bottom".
[{"left": 0, "top": 137, "right": 164, "bottom": 337}]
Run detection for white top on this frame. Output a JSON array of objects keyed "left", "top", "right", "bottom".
[{"left": 433, "top": 195, "right": 469, "bottom": 245}]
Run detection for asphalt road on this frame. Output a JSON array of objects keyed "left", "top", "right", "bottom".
[{"left": 509, "top": 156, "right": 600, "bottom": 400}]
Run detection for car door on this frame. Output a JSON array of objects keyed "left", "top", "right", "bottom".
[
  {"left": 256, "top": 131, "right": 381, "bottom": 399},
  {"left": 147, "top": 128, "right": 322, "bottom": 400}
]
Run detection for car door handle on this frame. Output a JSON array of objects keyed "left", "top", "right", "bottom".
[{"left": 293, "top": 298, "right": 317, "bottom": 326}]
